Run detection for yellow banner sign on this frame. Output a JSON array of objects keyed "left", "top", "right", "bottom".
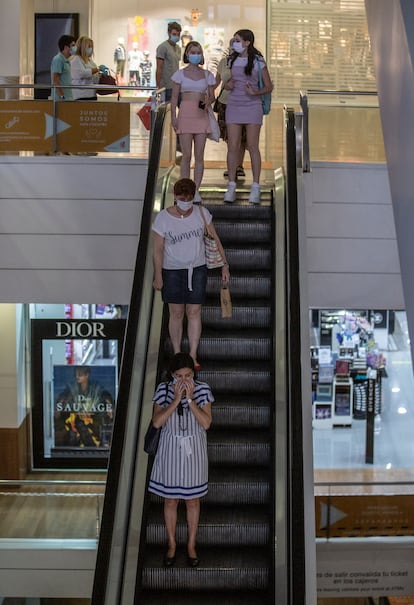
[
  {"left": 0, "top": 100, "right": 130, "bottom": 152},
  {"left": 316, "top": 495, "right": 414, "bottom": 537}
]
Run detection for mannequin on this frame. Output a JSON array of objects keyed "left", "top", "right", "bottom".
[
  {"left": 114, "top": 37, "right": 126, "bottom": 77},
  {"left": 140, "top": 50, "right": 152, "bottom": 87},
  {"left": 128, "top": 41, "right": 143, "bottom": 86}
]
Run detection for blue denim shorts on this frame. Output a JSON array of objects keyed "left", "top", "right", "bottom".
[{"left": 162, "top": 265, "right": 208, "bottom": 304}]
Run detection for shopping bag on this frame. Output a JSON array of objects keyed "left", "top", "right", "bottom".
[
  {"left": 137, "top": 96, "right": 152, "bottom": 130},
  {"left": 207, "top": 106, "right": 220, "bottom": 142},
  {"left": 199, "top": 206, "right": 224, "bottom": 269},
  {"left": 220, "top": 285, "right": 232, "bottom": 319}
]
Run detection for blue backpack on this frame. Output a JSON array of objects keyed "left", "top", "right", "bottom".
[{"left": 257, "top": 59, "right": 271, "bottom": 115}]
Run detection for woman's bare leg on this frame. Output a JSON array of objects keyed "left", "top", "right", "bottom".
[
  {"left": 168, "top": 303, "right": 185, "bottom": 353},
  {"left": 245, "top": 123, "right": 262, "bottom": 184},
  {"left": 193, "top": 133, "right": 207, "bottom": 191},
  {"left": 179, "top": 133, "right": 193, "bottom": 178},
  {"left": 186, "top": 303, "right": 202, "bottom": 364},
  {"left": 185, "top": 497, "right": 200, "bottom": 557},
  {"left": 164, "top": 498, "right": 179, "bottom": 556}
]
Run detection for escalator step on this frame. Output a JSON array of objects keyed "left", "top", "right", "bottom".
[
  {"left": 139, "top": 589, "right": 272, "bottom": 605},
  {"left": 197, "top": 362, "right": 272, "bottom": 394},
  {"left": 222, "top": 246, "right": 272, "bottom": 271},
  {"left": 149, "top": 468, "right": 270, "bottom": 506},
  {"left": 202, "top": 302, "right": 271, "bottom": 329},
  {"left": 214, "top": 221, "right": 272, "bottom": 244},
  {"left": 197, "top": 330, "right": 271, "bottom": 361},
  {"left": 206, "top": 273, "right": 271, "bottom": 299},
  {"left": 201, "top": 198, "right": 273, "bottom": 221},
  {"left": 213, "top": 398, "right": 271, "bottom": 428},
  {"left": 208, "top": 431, "right": 271, "bottom": 466},
  {"left": 146, "top": 504, "right": 270, "bottom": 546},
  {"left": 142, "top": 546, "right": 270, "bottom": 591}
]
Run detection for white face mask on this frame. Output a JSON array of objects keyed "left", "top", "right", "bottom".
[
  {"left": 176, "top": 200, "right": 193, "bottom": 212},
  {"left": 232, "top": 41, "right": 244, "bottom": 54}
]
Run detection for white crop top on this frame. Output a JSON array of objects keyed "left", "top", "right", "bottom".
[{"left": 171, "top": 68, "right": 216, "bottom": 93}]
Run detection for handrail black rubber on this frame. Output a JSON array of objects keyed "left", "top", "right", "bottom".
[{"left": 285, "top": 107, "right": 306, "bottom": 605}]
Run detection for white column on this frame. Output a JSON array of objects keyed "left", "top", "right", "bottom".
[{"left": 0, "top": 0, "right": 34, "bottom": 99}]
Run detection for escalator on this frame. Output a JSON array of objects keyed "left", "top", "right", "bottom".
[
  {"left": 138, "top": 193, "right": 274, "bottom": 603},
  {"left": 91, "top": 105, "right": 308, "bottom": 605}
]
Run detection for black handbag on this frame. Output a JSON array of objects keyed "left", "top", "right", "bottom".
[{"left": 144, "top": 422, "right": 161, "bottom": 456}]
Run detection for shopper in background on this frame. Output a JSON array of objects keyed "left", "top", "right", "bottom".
[
  {"left": 171, "top": 41, "right": 216, "bottom": 202},
  {"left": 215, "top": 38, "right": 246, "bottom": 179},
  {"left": 71, "top": 35, "right": 101, "bottom": 100},
  {"left": 156, "top": 21, "right": 182, "bottom": 101},
  {"left": 50, "top": 34, "right": 76, "bottom": 101},
  {"left": 223, "top": 29, "right": 273, "bottom": 204},
  {"left": 148, "top": 352, "right": 213, "bottom": 568},
  {"left": 152, "top": 178, "right": 229, "bottom": 370}
]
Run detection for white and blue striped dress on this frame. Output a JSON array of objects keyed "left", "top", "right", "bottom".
[{"left": 148, "top": 380, "right": 214, "bottom": 500}]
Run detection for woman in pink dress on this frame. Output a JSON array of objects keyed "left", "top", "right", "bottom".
[
  {"left": 223, "top": 29, "right": 273, "bottom": 205},
  {"left": 171, "top": 42, "right": 216, "bottom": 202}
]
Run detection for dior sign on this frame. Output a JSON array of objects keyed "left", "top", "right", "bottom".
[{"left": 56, "top": 321, "right": 106, "bottom": 338}]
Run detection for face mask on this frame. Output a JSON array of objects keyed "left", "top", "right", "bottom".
[
  {"left": 176, "top": 200, "right": 193, "bottom": 212},
  {"left": 232, "top": 41, "right": 244, "bottom": 54},
  {"left": 70, "top": 46, "right": 77, "bottom": 56},
  {"left": 87, "top": 47, "right": 93, "bottom": 56},
  {"left": 188, "top": 54, "right": 202, "bottom": 65},
  {"left": 170, "top": 35, "right": 180, "bottom": 44}
]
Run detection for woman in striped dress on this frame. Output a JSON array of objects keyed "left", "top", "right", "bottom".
[{"left": 148, "top": 352, "right": 213, "bottom": 568}]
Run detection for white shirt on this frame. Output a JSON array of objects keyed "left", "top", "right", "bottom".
[{"left": 152, "top": 206, "right": 212, "bottom": 270}]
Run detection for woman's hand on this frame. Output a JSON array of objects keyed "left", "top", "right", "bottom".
[
  {"left": 183, "top": 379, "right": 195, "bottom": 400},
  {"left": 153, "top": 274, "right": 163, "bottom": 290},
  {"left": 245, "top": 82, "right": 256, "bottom": 96},
  {"left": 221, "top": 265, "right": 230, "bottom": 283},
  {"left": 224, "top": 78, "right": 234, "bottom": 91}
]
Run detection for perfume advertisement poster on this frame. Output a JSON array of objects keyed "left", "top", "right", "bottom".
[{"left": 53, "top": 365, "right": 116, "bottom": 455}]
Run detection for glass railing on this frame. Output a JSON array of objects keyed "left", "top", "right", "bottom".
[
  {"left": 0, "top": 479, "right": 106, "bottom": 540},
  {"left": 0, "top": 83, "right": 172, "bottom": 158},
  {"left": 299, "top": 90, "right": 385, "bottom": 166}
]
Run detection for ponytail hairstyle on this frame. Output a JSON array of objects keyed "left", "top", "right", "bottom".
[{"left": 230, "top": 29, "right": 263, "bottom": 76}]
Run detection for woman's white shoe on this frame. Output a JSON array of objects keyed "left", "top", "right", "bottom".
[
  {"left": 224, "top": 181, "right": 237, "bottom": 203},
  {"left": 249, "top": 183, "right": 261, "bottom": 204}
]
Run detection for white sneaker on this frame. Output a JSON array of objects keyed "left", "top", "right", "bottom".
[
  {"left": 194, "top": 190, "right": 202, "bottom": 203},
  {"left": 249, "top": 182, "right": 261, "bottom": 204},
  {"left": 224, "top": 181, "right": 237, "bottom": 203}
]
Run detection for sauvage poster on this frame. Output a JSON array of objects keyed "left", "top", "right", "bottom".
[{"left": 53, "top": 364, "right": 116, "bottom": 452}]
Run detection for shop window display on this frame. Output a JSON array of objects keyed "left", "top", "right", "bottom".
[{"left": 311, "top": 310, "right": 388, "bottom": 430}]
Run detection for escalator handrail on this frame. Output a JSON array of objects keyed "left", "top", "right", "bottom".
[
  {"left": 91, "top": 103, "right": 171, "bottom": 605},
  {"left": 285, "top": 107, "right": 306, "bottom": 605}
]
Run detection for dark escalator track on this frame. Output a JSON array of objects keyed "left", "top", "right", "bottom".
[{"left": 138, "top": 190, "right": 274, "bottom": 604}]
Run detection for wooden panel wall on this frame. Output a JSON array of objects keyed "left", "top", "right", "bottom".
[{"left": 0, "top": 414, "right": 28, "bottom": 479}]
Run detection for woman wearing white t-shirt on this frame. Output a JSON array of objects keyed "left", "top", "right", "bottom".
[
  {"left": 71, "top": 35, "right": 100, "bottom": 100},
  {"left": 152, "top": 178, "right": 230, "bottom": 370},
  {"left": 171, "top": 41, "right": 216, "bottom": 202}
]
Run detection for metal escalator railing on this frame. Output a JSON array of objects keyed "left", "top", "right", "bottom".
[{"left": 91, "top": 102, "right": 174, "bottom": 605}]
